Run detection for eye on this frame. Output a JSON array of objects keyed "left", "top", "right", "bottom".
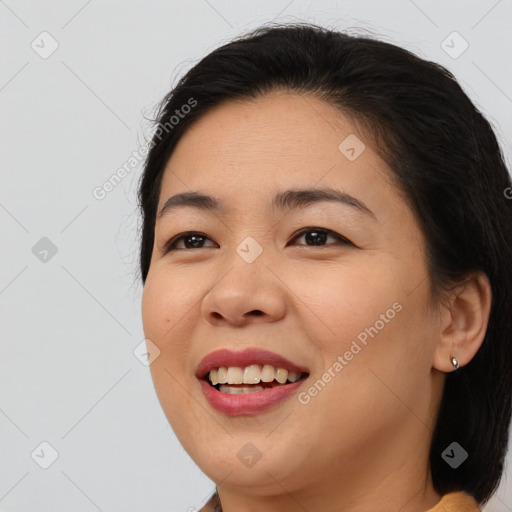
[
  {"left": 162, "top": 231, "right": 217, "bottom": 252},
  {"left": 162, "top": 227, "right": 352, "bottom": 253},
  {"left": 289, "top": 227, "right": 352, "bottom": 247}
]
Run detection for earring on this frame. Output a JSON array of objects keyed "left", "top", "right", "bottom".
[{"left": 450, "top": 356, "right": 459, "bottom": 370}]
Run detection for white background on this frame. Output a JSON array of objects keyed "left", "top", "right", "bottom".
[{"left": 1, "top": 1, "right": 511, "bottom": 510}]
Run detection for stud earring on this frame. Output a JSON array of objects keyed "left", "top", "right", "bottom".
[{"left": 450, "top": 356, "right": 459, "bottom": 370}]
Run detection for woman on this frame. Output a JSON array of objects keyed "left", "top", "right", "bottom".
[{"left": 137, "top": 23, "right": 512, "bottom": 511}]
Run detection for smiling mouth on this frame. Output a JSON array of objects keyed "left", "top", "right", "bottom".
[{"left": 203, "top": 368, "right": 309, "bottom": 395}]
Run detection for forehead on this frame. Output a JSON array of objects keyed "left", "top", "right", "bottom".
[
  {"left": 169, "top": 92, "right": 359, "bottom": 173},
  {"left": 158, "top": 92, "right": 399, "bottom": 217}
]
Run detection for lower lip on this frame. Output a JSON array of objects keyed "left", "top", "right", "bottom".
[{"left": 198, "top": 378, "right": 308, "bottom": 415}]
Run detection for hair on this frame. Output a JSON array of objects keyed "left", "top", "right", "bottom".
[{"left": 137, "top": 22, "right": 512, "bottom": 506}]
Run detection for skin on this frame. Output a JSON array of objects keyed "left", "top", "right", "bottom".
[{"left": 141, "top": 91, "right": 492, "bottom": 512}]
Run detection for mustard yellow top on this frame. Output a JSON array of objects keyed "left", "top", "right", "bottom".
[
  {"left": 427, "top": 491, "right": 481, "bottom": 512},
  {"left": 200, "top": 489, "right": 481, "bottom": 511}
]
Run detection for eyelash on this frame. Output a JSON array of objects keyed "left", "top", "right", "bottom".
[{"left": 162, "top": 227, "right": 352, "bottom": 253}]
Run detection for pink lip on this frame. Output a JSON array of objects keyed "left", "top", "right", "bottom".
[
  {"left": 198, "top": 378, "right": 308, "bottom": 415},
  {"left": 195, "top": 347, "right": 310, "bottom": 416},
  {"left": 195, "top": 347, "right": 310, "bottom": 379}
]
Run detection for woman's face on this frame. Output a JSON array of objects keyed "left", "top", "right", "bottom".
[{"left": 141, "top": 92, "right": 445, "bottom": 505}]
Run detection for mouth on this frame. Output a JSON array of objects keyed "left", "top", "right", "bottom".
[
  {"left": 195, "top": 347, "right": 310, "bottom": 395},
  {"left": 202, "top": 365, "right": 310, "bottom": 395}
]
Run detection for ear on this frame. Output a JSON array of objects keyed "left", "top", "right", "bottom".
[{"left": 432, "top": 271, "right": 492, "bottom": 372}]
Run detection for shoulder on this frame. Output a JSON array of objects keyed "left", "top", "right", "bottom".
[
  {"left": 199, "top": 490, "right": 221, "bottom": 512},
  {"left": 427, "top": 490, "right": 481, "bottom": 512}
]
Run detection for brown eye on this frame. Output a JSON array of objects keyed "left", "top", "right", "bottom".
[
  {"left": 162, "top": 227, "right": 352, "bottom": 253},
  {"left": 289, "top": 227, "right": 352, "bottom": 247},
  {"left": 163, "top": 232, "right": 217, "bottom": 252}
]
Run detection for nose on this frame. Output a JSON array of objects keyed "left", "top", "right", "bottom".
[{"left": 200, "top": 257, "right": 287, "bottom": 327}]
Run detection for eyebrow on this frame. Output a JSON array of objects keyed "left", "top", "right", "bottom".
[{"left": 157, "top": 187, "right": 376, "bottom": 220}]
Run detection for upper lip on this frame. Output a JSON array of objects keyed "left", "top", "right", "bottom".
[{"left": 195, "top": 347, "right": 310, "bottom": 380}]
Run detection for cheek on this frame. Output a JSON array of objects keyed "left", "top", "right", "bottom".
[
  {"left": 141, "top": 270, "right": 192, "bottom": 389},
  {"left": 298, "top": 267, "right": 434, "bottom": 417},
  {"left": 141, "top": 265, "right": 201, "bottom": 340},
  {"left": 288, "top": 262, "right": 401, "bottom": 352},
  {"left": 141, "top": 279, "right": 161, "bottom": 339},
  {"left": 141, "top": 271, "right": 202, "bottom": 428},
  {"left": 289, "top": 260, "right": 434, "bottom": 395}
]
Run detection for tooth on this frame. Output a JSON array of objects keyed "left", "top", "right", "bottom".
[
  {"left": 227, "top": 367, "right": 244, "bottom": 384},
  {"left": 219, "top": 385, "right": 244, "bottom": 394},
  {"left": 241, "top": 385, "right": 264, "bottom": 394},
  {"left": 219, "top": 385, "right": 265, "bottom": 394},
  {"left": 217, "top": 367, "right": 228, "bottom": 384},
  {"left": 210, "top": 365, "right": 303, "bottom": 385},
  {"left": 287, "top": 371, "right": 301, "bottom": 383},
  {"left": 261, "top": 364, "right": 276, "bottom": 382},
  {"left": 243, "top": 364, "right": 261, "bottom": 384},
  {"left": 275, "top": 368, "right": 289, "bottom": 384}
]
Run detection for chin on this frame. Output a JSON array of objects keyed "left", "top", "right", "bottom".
[{"left": 198, "top": 442, "right": 305, "bottom": 488}]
